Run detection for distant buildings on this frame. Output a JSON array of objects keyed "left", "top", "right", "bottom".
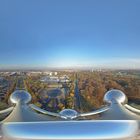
[
  {"left": 27, "top": 71, "right": 42, "bottom": 76},
  {"left": 0, "top": 71, "right": 24, "bottom": 76},
  {"left": 9, "top": 72, "right": 19, "bottom": 76},
  {"left": 27, "top": 71, "right": 58, "bottom": 77},
  {"left": 41, "top": 76, "right": 59, "bottom": 83},
  {"left": 40, "top": 75, "right": 70, "bottom": 83}
]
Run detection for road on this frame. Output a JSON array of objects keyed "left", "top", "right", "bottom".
[{"left": 16, "top": 76, "right": 26, "bottom": 90}]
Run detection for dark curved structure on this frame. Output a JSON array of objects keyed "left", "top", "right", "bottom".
[{"left": 0, "top": 89, "right": 140, "bottom": 139}]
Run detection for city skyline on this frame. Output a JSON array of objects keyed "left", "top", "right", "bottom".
[{"left": 0, "top": 0, "right": 140, "bottom": 69}]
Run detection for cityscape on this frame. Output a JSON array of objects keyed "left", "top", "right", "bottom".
[
  {"left": 0, "top": 69, "right": 140, "bottom": 115},
  {"left": 0, "top": 0, "right": 140, "bottom": 139}
]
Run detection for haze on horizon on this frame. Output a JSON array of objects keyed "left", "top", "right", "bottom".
[{"left": 0, "top": 0, "right": 140, "bottom": 70}]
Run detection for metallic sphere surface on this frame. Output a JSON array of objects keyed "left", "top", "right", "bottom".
[
  {"left": 10, "top": 90, "right": 32, "bottom": 104},
  {"left": 59, "top": 109, "right": 79, "bottom": 119},
  {"left": 103, "top": 89, "right": 128, "bottom": 104}
]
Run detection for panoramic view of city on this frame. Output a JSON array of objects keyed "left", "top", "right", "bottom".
[
  {"left": 0, "top": 69, "right": 140, "bottom": 113},
  {"left": 0, "top": 0, "right": 140, "bottom": 139}
]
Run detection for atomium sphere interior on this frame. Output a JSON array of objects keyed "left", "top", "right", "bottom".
[
  {"left": 59, "top": 109, "right": 79, "bottom": 119},
  {"left": 10, "top": 90, "right": 32, "bottom": 104},
  {"left": 103, "top": 89, "right": 128, "bottom": 104}
]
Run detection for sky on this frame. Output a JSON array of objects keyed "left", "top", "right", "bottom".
[{"left": 0, "top": 0, "right": 140, "bottom": 69}]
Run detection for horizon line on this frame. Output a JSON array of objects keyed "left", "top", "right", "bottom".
[{"left": 0, "top": 66, "right": 140, "bottom": 71}]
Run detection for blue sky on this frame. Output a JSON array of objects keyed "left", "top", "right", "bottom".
[{"left": 0, "top": 0, "right": 140, "bottom": 69}]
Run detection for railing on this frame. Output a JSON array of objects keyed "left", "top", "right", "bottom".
[{"left": 0, "top": 89, "right": 140, "bottom": 140}]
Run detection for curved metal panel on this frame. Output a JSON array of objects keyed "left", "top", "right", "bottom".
[
  {"left": 29, "top": 104, "right": 60, "bottom": 117},
  {"left": 104, "top": 89, "right": 128, "bottom": 104},
  {"left": 100, "top": 102, "right": 140, "bottom": 120},
  {"left": 1, "top": 120, "right": 139, "bottom": 140},
  {"left": 79, "top": 106, "right": 109, "bottom": 117},
  {"left": 0, "top": 107, "right": 14, "bottom": 115},
  {"left": 59, "top": 109, "right": 79, "bottom": 119},
  {"left": 10, "top": 90, "right": 31, "bottom": 104},
  {"left": 2, "top": 102, "right": 55, "bottom": 122},
  {"left": 1, "top": 89, "right": 140, "bottom": 140},
  {"left": 125, "top": 104, "right": 140, "bottom": 114},
  {"left": 0, "top": 107, "right": 14, "bottom": 121},
  {"left": 30, "top": 104, "right": 110, "bottom": 119}
]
